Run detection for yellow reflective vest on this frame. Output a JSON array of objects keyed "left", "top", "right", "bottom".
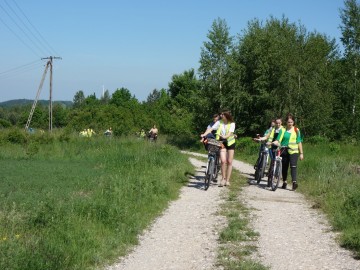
[
  {"left": 215, "top": 120, "right": 235, "bottom": 146},
  {"left": 267, "top": 126, "right": 285, "bottom": 143},
  {"left": 278, "top": 128, "right": 300, "bottom": 154}
]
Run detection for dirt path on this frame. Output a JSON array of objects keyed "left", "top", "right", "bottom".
[
  {"left": 105, "top": 157, "right": 226, "bottom": 270},
  {"left": 106, "top": 152, "right": 360, "bottom": 270}
]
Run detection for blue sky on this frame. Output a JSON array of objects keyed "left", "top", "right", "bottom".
[{"left": 0, "top": 0, "right": 346, "bottom": 102}]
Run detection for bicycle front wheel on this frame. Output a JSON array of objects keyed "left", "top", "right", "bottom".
[
  {"left": 205, "top": 158, "right": 215, "bottom": 190},
  {"left": 260, "top": 153, "right": 268, "bottom": 178},
  {"left": 256, "top": 155, "right": 263, "bottom": 184},
  {"left": 271, "top": 161, "right": 282, "bottom": 191}
]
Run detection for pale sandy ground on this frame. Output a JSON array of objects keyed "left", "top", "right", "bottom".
[{"left": 105, "top": 151, "right": 360, "bottom": 270}]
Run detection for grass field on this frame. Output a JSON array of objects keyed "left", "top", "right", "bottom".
[
  {"left": 0, "top": 130, "right": 193, "bottom": 270},
  {"left": 236, "top": 137, "right": 360, "bottom": 258}
]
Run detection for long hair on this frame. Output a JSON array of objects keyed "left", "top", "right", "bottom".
[{"left": 222, "top": 111, "right": 234, "bottom": 123}]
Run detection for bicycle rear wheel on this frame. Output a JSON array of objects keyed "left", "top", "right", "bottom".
[
  {"left": 271, "top": 161, "right": 282, "bottom": 191},
  {"left": 205, "top": 158, "right": 215, "bottom": 190}
]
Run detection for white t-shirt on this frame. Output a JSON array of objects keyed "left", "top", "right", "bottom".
[{"left": 211, "top": 121, "right": 235, "bottom": 136}]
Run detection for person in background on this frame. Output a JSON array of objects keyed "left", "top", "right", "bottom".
[
  {"left": 272, "top": 113, "right": 304, "bottom": 190},
  {"left": 148, "top": 125, "right": 158, "bottom": 141},
  {"left": 200, "top": 114, "right": 220, "bottom": 143},
  {"left": 201, "top": 111, "right": 236, "bottom": 187},
  {"left": 252, "top": 119, "right": 275, "bottom": 174},
  {"left": 104, "top": 127, "right": 112, "bottom": 136},
  {"left": 140, "top": 129, "right": 146, "bottom": 139}
]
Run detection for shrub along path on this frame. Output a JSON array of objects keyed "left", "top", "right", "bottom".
[{"left": 106, "top": 151, "right": 360, "bottom": 270}]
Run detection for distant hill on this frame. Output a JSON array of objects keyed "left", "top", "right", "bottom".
[{"left": 0, "top": 99, "right": 73, "bottom": 108}]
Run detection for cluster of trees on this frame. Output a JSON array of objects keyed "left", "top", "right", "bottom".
[{"left": 1, "top": 0, "right": 360, "bottom": 141}]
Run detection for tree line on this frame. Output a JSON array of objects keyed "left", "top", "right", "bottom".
[{"left": 1, "top": 0, "right": 359, "bottom": 142}]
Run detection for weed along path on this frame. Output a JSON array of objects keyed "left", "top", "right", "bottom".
[{"left": 105, "top": 157, "right": 226, "bottom": 270}]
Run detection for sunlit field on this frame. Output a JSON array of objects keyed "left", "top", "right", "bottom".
[{"left": 0, "top": 130, "right": 193, "bottom": 270}]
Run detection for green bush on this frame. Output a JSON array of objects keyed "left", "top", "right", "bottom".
[
  {"left": 0, "top": 119, "right": 12, "bottom": 128},
  {"left": 329, "top": 142, "right": 340, "bottom": 153},
  {"left": 306, "top": 135, "right": 329, "bottom": 144},
  {"left": 7, "top": 129, "right": 28, "bottom": 144},
  {"left": 236, "top": 137, "right": 258, "bottom": 155}
]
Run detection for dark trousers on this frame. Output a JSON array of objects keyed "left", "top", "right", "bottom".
[{"left": 281, "top": 150, "right": 299, "bottom": 182}]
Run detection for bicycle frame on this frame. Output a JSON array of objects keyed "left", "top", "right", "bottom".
[{"left": 268, "top": 146, "right": 287, "bottom": 191}]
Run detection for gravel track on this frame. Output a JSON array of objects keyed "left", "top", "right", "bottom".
[
  {"left": 106, "top": 152, "right": 360, "bottom": 270},
  {"left": 105, "top": 157, "right": 226, "bottom": 270}
]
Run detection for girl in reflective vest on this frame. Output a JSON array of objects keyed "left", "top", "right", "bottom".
[
  {"left": 273, "top": 113, "right": 304, "bottom": 190},
  {"left": 201, "top": 111, "right": 236, "bottom": 187}
]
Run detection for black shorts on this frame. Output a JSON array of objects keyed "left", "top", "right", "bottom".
[{"left": 224, "top": 142, "right": 236, "bottom": 150}]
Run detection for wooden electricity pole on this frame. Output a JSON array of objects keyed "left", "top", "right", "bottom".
[
  {"left": 25, "top": 56, "right": 61, "bottom": 132},
  {"left": 41, "top": 56, "right": 62, "bottom": 132}
]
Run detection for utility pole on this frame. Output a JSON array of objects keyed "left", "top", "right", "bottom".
[{"left": 41, "top": 56, "right": 62, "bottom": 132}]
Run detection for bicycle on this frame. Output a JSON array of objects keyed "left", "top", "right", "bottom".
[
  {"left": 204, "top": 138, "right": 222, "bottom": 191},
  {"left": 267, "top": 145, "right": 287, "bottom": 191},
  {"left": 254, "top": 139, "right": 270, "bottom": 184}
]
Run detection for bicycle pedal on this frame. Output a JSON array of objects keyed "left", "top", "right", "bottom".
[{"left": 201, "top": 166, "right": 207, "bottom": 168}]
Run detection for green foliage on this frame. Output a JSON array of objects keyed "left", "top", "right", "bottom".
[
  {"left": 306, "top": 135, "right": 330, "bottom": 144},
  {"left": 236, "top": 137, "right": 259, "bottom": 156},
  {"left": 73, "top": 90, "right": 85, "bottom": 108},
  {"left": 0, "top": 118, "right": 11, "bottom": 128},
  {"left": 329, "top": 142, "right": 341, "bottom": 153},
  {"left": 6, "top": 128, "right": 28, "bottom": 144},
  {"left": 0, "top": 138, "right": 193, "bottom": 269}
]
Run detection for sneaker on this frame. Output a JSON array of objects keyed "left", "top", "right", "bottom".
[
  {"left": 292, "top": 182, "right": 298, "bottom": 190},
  {"left": 281, "top": 182, "right": 287, "bottom": 189},
  {"left": 212, "top": 179, "right": 218, "bottom": 183},
  {"left": 225, "top": 181, "right": 230, "bottom": 186}
]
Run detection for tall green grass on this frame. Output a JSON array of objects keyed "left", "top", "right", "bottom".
[
  {"left": 0, "top": 130, "right": 193, "bottom": 269},
  {"left": 298, "top": 142, "right": 360, "bottom": 257},
  {"left": 237, "top": 138, "right": 360, "bottom": 257}
]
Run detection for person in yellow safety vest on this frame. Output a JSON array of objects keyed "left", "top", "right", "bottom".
[
  {"left": 87, "top": 128, "right": 96, "bottom": 137},
  {"left": 201, "top": 111, "right": 236, "bottom": 187},
  {"left": 272, "top": 113, "right": 304, "bottom": 190}
]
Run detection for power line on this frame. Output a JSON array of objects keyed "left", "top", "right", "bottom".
[
  {"left": 0, "top": 16, "right": 41, "bottom": 58},
  {"left": 12, "top": 0, "right": 59, "bottom": 56},
  {"left": 0, "top": 2, "right": 47, "bottom": 56},
  {"left": 4, "top": 0, "right": 52, "bottom": 56},
  {"left": 0, "top": 59, "right": 41, "bottom": 75},
  {"left": 0, "top": 60, "right": 44, "bottom": 80}
]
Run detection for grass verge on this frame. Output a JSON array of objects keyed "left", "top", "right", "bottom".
[
  {"left": 216, "top": 169, "right": 268, "bottom": 270},
  {"left": 0, "top": 133, "right": 193, "bottom": 270}
]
